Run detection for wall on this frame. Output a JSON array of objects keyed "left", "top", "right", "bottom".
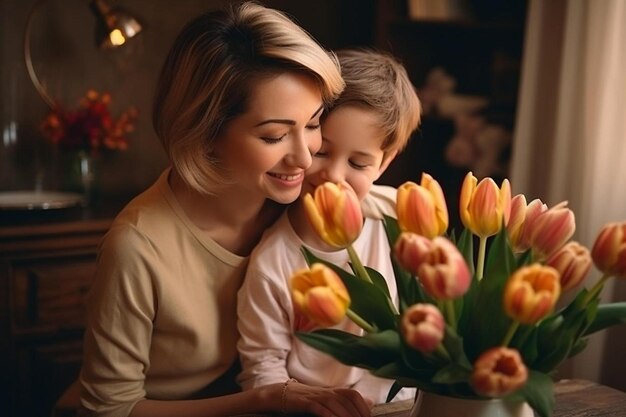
[{"left": 0, "top": 0, "right": 373, "bottom": 200}]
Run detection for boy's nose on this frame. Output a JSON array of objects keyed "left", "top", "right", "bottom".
[{"left": 320, "top": 163, "right": 344, "bottom": 183}]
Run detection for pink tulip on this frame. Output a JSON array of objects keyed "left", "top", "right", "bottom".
[
  {"left": 396, "top": 173, "right": 449, "bottom": 239},
  {"left": 546, "top": 242, "right": 592, "bottom": 291},
  {"left": 503, "top": 264, "right": 561, "bottom": 325},
  {"left": 459, "top": 171, "right": 511, "bottom": 238},
  {"left": 528, "top": 201, "right": 575, "bottom": 260},
  {"left": 303, "top": 182, "right": 363, "bottom": 249},
  {"left": 290, "top": 263, "right": 350, "bottom": 327},
  {"left": 591, "top": 222, "right": 626, "bottom": 279},
  {"left": 513, "top": 198, "right": 548, "bottom": 253},
  {"left": 401, "top": 303, "right": 445, "bottom": 354},
  {"left": 395, "top": 233, "right": 471, "bottom": 300},
  {"left": 471, "top": 347, "right": 528, "bottom": 397}
]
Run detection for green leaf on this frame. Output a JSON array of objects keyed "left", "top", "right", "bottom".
[
  {"left": 301, "top": 246, "right": 397, "bottom": 330},
  {"left": 441, "top": 326, "right": 472, "bottom": 368},
  {"left": 365, "top": 265, "right": 392, "bottom": 299},
  {"left": 584, "top": 302, "right": 626, "bottom": 335},
  {"left": 518, "top": 371, "right": 554, "bottom": 417},
  {"left": 295, "top": 329, "right": 400, "bottom": 369},
  {"left": 456, "top": 228, "right": 475, "bottom": 276},
  {"left": 431, "top": 363, "right": 471, "bottom": 384},
  {"left": 465, "top": 227, "right": 516, "bottom": 357}
]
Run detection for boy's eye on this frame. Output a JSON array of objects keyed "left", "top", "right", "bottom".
[
  {"left": 350, "top": 161, "right": 369, "bottom": 170},
  {"left": 260, "top": 134, "right": 286, "bottom": 144}
]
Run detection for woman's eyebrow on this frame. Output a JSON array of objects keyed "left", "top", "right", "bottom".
[{"left": 254, "top": 104, "right": 325, "bottom": 127}]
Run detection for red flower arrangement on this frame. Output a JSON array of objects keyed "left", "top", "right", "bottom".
[{"left": 41, "top": 90, "right": 138, "bottom": 154}]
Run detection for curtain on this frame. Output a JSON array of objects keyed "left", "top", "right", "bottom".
[{"left": 510, "top": 0, "right": 626, "bottom": 389}]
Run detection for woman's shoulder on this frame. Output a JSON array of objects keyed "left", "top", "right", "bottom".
[{"left": 362, "top": 184, "right": 398, "bottom": 219}]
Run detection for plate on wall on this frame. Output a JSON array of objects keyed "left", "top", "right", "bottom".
[{"left": 0, "top": 191, "right": 84, "bottom": 210}]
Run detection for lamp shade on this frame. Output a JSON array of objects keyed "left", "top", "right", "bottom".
[{"left": 90, "top": 0, "right": 143, "bottom": 49}]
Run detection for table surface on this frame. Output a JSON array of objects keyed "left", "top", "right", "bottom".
[{"left": 370, "top": 379, "right": 626, "bottom": 417}]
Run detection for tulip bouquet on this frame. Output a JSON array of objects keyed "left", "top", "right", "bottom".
[{"left": 289, "top": 174, "right": 626, "bottom": 417}]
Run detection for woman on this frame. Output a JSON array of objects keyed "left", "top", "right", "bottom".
[{"left": 79, "top": 3, "right": 370, "bottom": 417}]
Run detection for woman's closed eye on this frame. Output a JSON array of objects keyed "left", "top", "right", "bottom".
[{"left": 260, "top": 134, "right": 286, "bottom": 144}]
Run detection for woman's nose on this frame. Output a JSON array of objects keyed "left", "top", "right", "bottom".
[{"left": 285, "top": 135, "right": 314, "bottom": 169}]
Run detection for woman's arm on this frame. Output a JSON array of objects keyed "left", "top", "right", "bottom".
[{"left": 130, "top": 382, "right": 371, "bottom": 417}]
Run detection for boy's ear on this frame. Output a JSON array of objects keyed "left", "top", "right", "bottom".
[{"left": 376, "top": 150, "right": 398, "bottom": 179}]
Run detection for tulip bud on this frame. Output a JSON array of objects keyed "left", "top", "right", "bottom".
[
  {"left": 503, "top": 264, "right": 561, "bottom": 325},
  {"left": 506, "top": 194, "right": 527, "bottom": 251},
  {"left": 546, "top": 242, "right": 592, "bottom": 291},
  {"left": 471, "top": 347, "right": 528, "bottom": 397},
  {"left": 459, "top": 172, "right": 511, "bottom": 238},
  {"left": 303, "top": 182, "right": 363, "bottom": 249},
  {"left": 395, "top": 233, "right": 471, "bottom": 300},
  {"left": 290, "top": 263, "right": 350, "bottom": 327},
  {"left": 514, "top": 198, "right": 548, "bottom": 253},
  {"left": 591, "top": 222, "right": 626, "bottom": 279},
  {"left": 528, "top": 201, "right": 575, "bottom": 260},
  {"left": 401, "top": 303, "right": 445, "bottom": 354},
  {"left": 397, "top": 174, "right": 449, "bottom": 239}
]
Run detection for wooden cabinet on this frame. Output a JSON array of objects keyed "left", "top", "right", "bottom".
[{"left": 0, "top": 212, "right": 113, "bottom": 417}]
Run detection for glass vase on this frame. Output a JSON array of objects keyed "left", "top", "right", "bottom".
[
  {"left": 409, "top": 391, "right": 534, "bottom": 417},
  {"left": 60, "top": 150, "right": 99, "bottom": 206}
]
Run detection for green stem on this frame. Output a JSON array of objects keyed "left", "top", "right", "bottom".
[
  {"left": 346, "top": 245, "right": 373, "bottom": 283},
  {"left": 434, "top": 343, "right": 452, "bottom": 362},
  {"left": 445, "top": 300, "right": 456, "bottom": 330},
  {"left": 582, "top": 273, "right": 610, "bottom": 306},
  {"left": 476, "top": 236, "right": 487, "bottom": 281},
  {"left": 501, "top": 320, "right": 520, "bottom": 347},
  {"left": 346, "top": 309, "right": 375, "bottom": 333}
]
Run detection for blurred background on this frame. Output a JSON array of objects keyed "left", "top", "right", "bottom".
[{"left": 1, "top": 1, "right": 624, "bottom": 416}]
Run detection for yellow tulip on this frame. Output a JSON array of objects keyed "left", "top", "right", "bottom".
[
  {"left": 290, "top": 263, "right": 350, "bottom": 327},
  {"left": 503, "top": 264, "right": 561, "bottom": 325},
  {"left": 471, "top": 347, "right": 528, "bottom": 397},
  {"left": 397, "top": 173, "right": 449, "bottom": 239},
  {"left": 459, "top": 172, "right": 511, "bottom": 238},
  {"left": 303, "top": 182, "right": 363, "bottom": 249}
]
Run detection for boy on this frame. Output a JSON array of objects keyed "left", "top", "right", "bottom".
[{"left": 237, "top": 48, "right": 421, "bottom": 405}]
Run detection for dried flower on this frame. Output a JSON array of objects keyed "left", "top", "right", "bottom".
[{"left": 40, "top": 90, "right": 138, "bottom": 154}]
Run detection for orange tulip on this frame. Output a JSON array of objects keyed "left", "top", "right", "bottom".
[
  {"left": 471, "top": 347, "right": 528, "bottom": 397},
  {"left": 546, "top": 242, "right": 592, "bottom": 291},
  {"left": 290, "top": 263, "right": 350, "bottom": 327},
  {"left": 528, "top": 201, "right": 575, "bottom": 260},
  {"left": 303, "top": 182, "right": 363, "bottom": 249},
  {"left": 396, "top": 174, "right": 449, "bottom": 239},
  {"left": 395, "top": 233, "right": 471, "bottom": 300},
  {"left": 401, "top": 303, "right": 445, "bottom": 354},
  {"left": 591, "top": 222, "right": 626, "bottom": 279},
  {"left": 503, "top": 264, "right": 561, "bottom": 325},
  {"left": 459, "top": 172, "right": 511, "bottom": 238}
]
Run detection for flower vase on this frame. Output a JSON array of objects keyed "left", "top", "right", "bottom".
[
  {"left": 61, "top": 150, "right": 99, "bottom": 206},
  {"left": 409, "top": 391, "right": 534, "bottom": 417}
]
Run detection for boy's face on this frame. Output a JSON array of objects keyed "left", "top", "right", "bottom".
[{"left": 302, "top": 105, "right": 396, "bottom": 201}]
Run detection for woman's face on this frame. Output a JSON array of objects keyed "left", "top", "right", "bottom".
[{"left": 214, "top": 72, "right": 324, "bottom": 204}]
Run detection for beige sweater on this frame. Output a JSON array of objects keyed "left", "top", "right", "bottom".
[{"left": 80, "top": 169, "right": 247, "bottom": 417}]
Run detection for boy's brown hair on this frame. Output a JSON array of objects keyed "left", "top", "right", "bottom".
[{"left": 332, "top": 48, "right": 421, "bottom": 156}]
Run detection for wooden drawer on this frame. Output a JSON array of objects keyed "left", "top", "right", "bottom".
[{"left": 10, "top": 255, "right": 96, "bottom": 336}]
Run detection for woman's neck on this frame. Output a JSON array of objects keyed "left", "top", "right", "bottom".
[{"left": 169, "top": 170, "right": 285, "bottom": 256}]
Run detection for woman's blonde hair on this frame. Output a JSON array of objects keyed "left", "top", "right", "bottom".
[
  {"left": 153, "top": 2, "right": 344, "bottom": 194},
  {"left": 332, "top": 48, "right": 421, "bottom": 155}
]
